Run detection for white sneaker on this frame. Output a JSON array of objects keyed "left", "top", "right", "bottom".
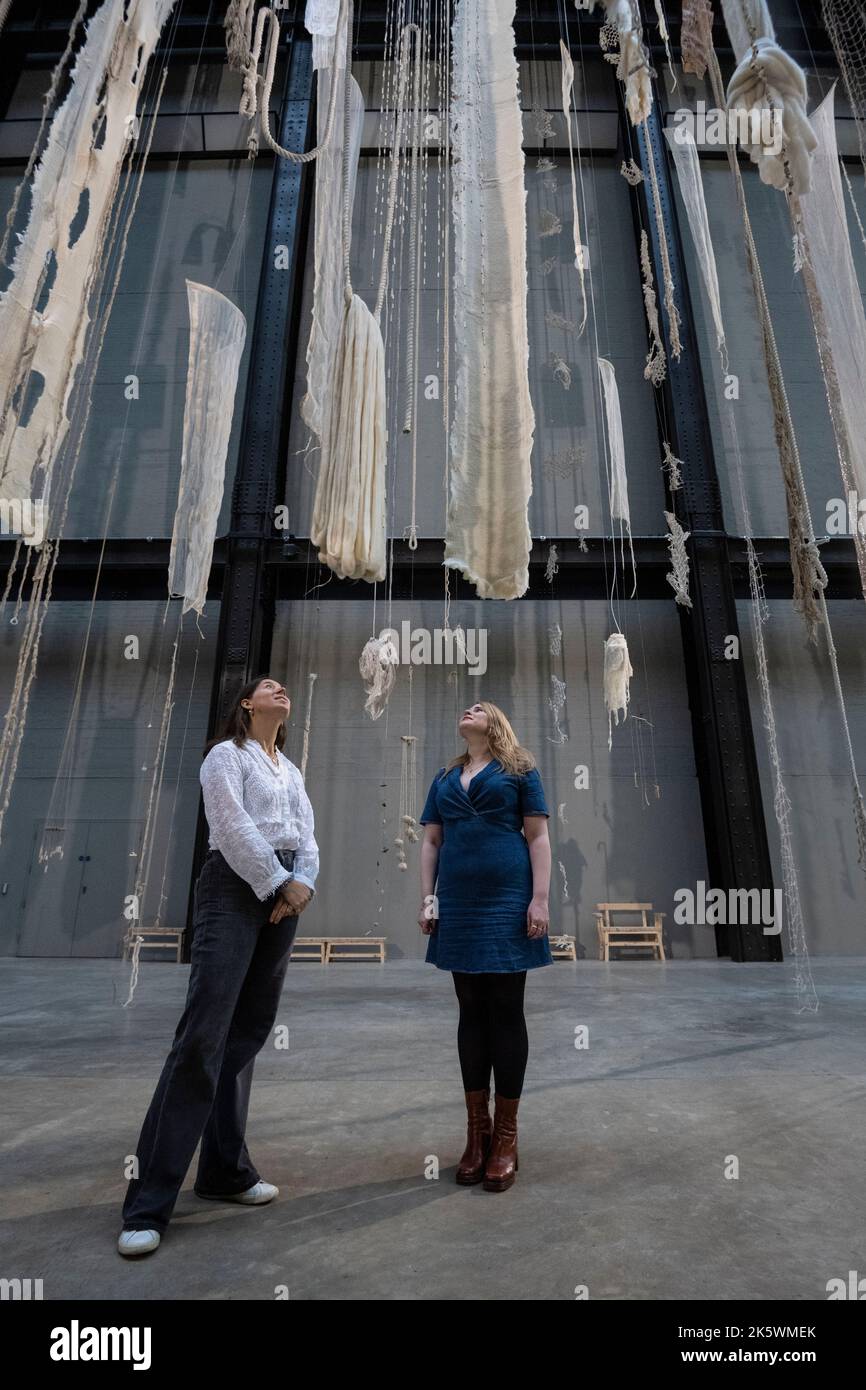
[
  {"left": 197, "top": 1179, "right": 279, "bottom": 1205},
  {"left": 118, "top": 1228, "right": 161, "bottom": 1257}
]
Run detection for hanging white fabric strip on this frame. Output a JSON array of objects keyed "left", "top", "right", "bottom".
[
  {"left": 597, "top": 356, "right": 637, "bottom": 598},
  {"left": 309, "top": 4, "right": 411, "bottom": 586},
  {"left": 797, "top": 85, "right": 866, "bottom": 556},
  {"left": 0, "top": 0, "right": 177, "bottom": 527},
  {"left": 168, "top": 281, "right": 247, "bottom": 616},
  {"left": 603, "top": 631, "right": 633, "bottom": 751},
  {"left": 560, "top": 40, "right": 588, "bottom": 335},
  {"left": 300, "top": 60, "right": 365, "bottom": 441},
  {"left": 446, "top": 0, "right": 535, "bottom": 600},
  {"left": 311, "top": 291, "right": 387, "bottom": 582},
  {"left": 594, "top": 0, "right": 653, "bottom": 125},
  {"left": 305, "top": 0, "right": 343, "bottom": 69},
  {"left": 663, "top": 126, "right": 728, "bottom": 375}
]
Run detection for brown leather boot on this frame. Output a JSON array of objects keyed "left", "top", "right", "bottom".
[
  {"left": 483, "top": 1094, "right": 520, "bottom": 1192},
  {"left": 455, "top": 1088, "right": 492, "bottom": 1185}
]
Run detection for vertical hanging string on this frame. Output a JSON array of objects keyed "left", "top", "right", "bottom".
[{"left": 401, "top": 18, "right": 424, "bottom": 551}]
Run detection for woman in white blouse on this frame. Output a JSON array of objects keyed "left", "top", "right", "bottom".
[{"left": 117, "top": 675, "right": 319, "bottom": 1258}]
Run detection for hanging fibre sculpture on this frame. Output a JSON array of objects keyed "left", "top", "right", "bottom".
[
  {"left": 719, "top": 0, "right": 817, "bottom": 194},
  {"left": 444, "top": 0, "right": 535, "bottom": 601},
  {"left": 168, "top": 282, "right": 247, "bottom": 617},
  {"left": 0, "top": 0, "right": 176, "bottom": 848},
  {"left": 299, "top": 3, "right": 365, "bottom": 447},
  {"left": 310, "top": 13, "right": 421, "bottom": 584},
  {"left": 603, "top": 632, "right": 634, "bottom": 751}
]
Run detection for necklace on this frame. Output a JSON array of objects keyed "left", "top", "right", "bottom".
[
  {"left": 254, "top": 738, "right": 280, "bottom": 767},
  {"left": 463, "top": 753, "right": 492, "bottom": 779}
]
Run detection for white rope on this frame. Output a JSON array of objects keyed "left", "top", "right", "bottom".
[{"left": 224, "top": 0, "right": 347, "bottom": 159}]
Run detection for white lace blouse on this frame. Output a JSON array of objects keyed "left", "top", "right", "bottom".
[{"left": 199, "top": 738, "right": 320, "bottom": 902}]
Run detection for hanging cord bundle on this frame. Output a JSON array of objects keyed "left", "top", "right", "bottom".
[
  {"left": 299, "top": 671, "right": 318, "bottom": 780},
  {"left": 311, "top": 12, "right": 420, "bottom": 586},
  {"left": 786, "top": 86, "right": 866, "bottom": 607},
  {"left": 560, "top": 40, "right": 589, "bottom": 334},
  {"left": 122, "top": 613, "right": 181, "bottom": 1005},
  {"left": 395, "top": 734, "right": 419, "bottom": 869},
  {"left": 299, "top": 5, "right": 365, "bottom": 450},
  {"left": 651, "top": 0, "right": 677, "bottom": 91},
  {"left": 760, "top": 18, "right": 864, "bottom": 612},
  {"left": 678, "top": 36, "right": 862, "bottom": 1006},
  {"left": 603, "top": 631, "right": 633, "bottom": 751},
  {"left": 359, "top": 630, "right": 399, "bottom": 720},
  {"left": 224, "top": 0, "right": 346, "bottom": 158},
  {"left": 597, "top": 357, "right": 638, "bottom": 598},
  {"left": 444, "top": 0, "right": 536, "bottom": 600},
  {"left": 561, "top": 7, "right": 662, "bottom": 803},
  {"left": 703, "top": 47, "right": 830, "bottom": 635},
  {"left": 399, "top": 6, "right": 428, "bottom": 553},
  {"left": 588, "top": 0, "right": 683, "bottom": 358},
  {"left": 719, "top": 0, "right": 817, "bottom": 194}
]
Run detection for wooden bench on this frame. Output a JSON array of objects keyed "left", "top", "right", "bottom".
[
  {"left": 289, "top": 938, "right": 328, "bottom": 963},
  {"left": 291, "top": 937, "right": 387, "bottom": 963},
  {"left": 594, "top": 904, "right": 666, "bottom": 961},
  {"left": 122, "top": 927, "right": 184, "bottom": 963},
  {"left": 550, "top": 935, "right": 577, "bottom": 961}
]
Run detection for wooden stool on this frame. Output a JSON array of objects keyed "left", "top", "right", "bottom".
[
  {"left": 594, "top": 904, "right": 666, "bottom": 961},
  {"left": 550, "top": 935, "right": 577, "bottom": 961},
  {"left": 290, "top": 938, "right": 328, "bottom": 963}
]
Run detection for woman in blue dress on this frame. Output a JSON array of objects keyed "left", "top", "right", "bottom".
[{"left": 417, "top": 700, "right": 552, "bottom": 1192}]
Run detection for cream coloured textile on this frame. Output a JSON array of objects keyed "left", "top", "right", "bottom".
[
  {"left": 0, "top": 0, "right": 177, "bottom": 531},
  {"left": 445, "top": 0, "right": 535, "bottom": 600},
  {"left": 168, "top": 281, "right": 247, "bottom": 616},
  {"left": 300, "top": 62, "right": 365, "bottom": 442},
  {"left": 310, "top": 291, "right": 387, "bottom": 583},
  {"left": 797, "top": 86, "right": 866, "bottom": 526}
]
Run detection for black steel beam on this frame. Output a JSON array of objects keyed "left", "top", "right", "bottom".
[
  {"left": 3, "top": 535, "right": 862, "bottom": 601},
  {"left": 183, "top": 27, "right": 315, "bottom": 949},
  {"left": 3, "top": 0, "right": 829, "bottom": 65},
  {"left": 621, "top": 4, "right": 782, "bottom": 963}
]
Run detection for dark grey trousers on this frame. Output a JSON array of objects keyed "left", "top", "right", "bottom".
[{"left": 121, "top": 848, "right": 298, "bottom": 1233}]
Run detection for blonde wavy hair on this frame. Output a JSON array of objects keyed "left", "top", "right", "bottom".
[{"left": 443, "top": 701, "right": 536, "bottom": 778}]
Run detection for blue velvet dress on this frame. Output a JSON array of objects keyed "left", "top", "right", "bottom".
[{"left": 419, "top": 759, "right": 553, "bottom": 973}]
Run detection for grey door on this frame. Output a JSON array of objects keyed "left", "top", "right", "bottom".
[{"left": 18, "top": 820, "right": 144, "bottom": 958}]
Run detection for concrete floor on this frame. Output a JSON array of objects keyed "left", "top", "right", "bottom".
[{"left": 1, "top": 956, "right": 864, "bottom": 1301}]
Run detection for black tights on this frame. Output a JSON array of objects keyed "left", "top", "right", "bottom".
[{"left": 452, "top": 971, "right": 528, "bottom": 1100}]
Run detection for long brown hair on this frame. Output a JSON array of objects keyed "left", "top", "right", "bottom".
[
  {"left": 442, "top": 701, "right": 536, "bottom": 779},
  {"left": 202, "top": 675, "right": 288, "bottom": 758}
]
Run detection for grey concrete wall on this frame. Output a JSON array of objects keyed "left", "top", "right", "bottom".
[
  {"left": 271, "top": 598, "right": 712, "bottom": 961},
  {"left": 0, "top": 603, "right": 219, "bottom": 957}
]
